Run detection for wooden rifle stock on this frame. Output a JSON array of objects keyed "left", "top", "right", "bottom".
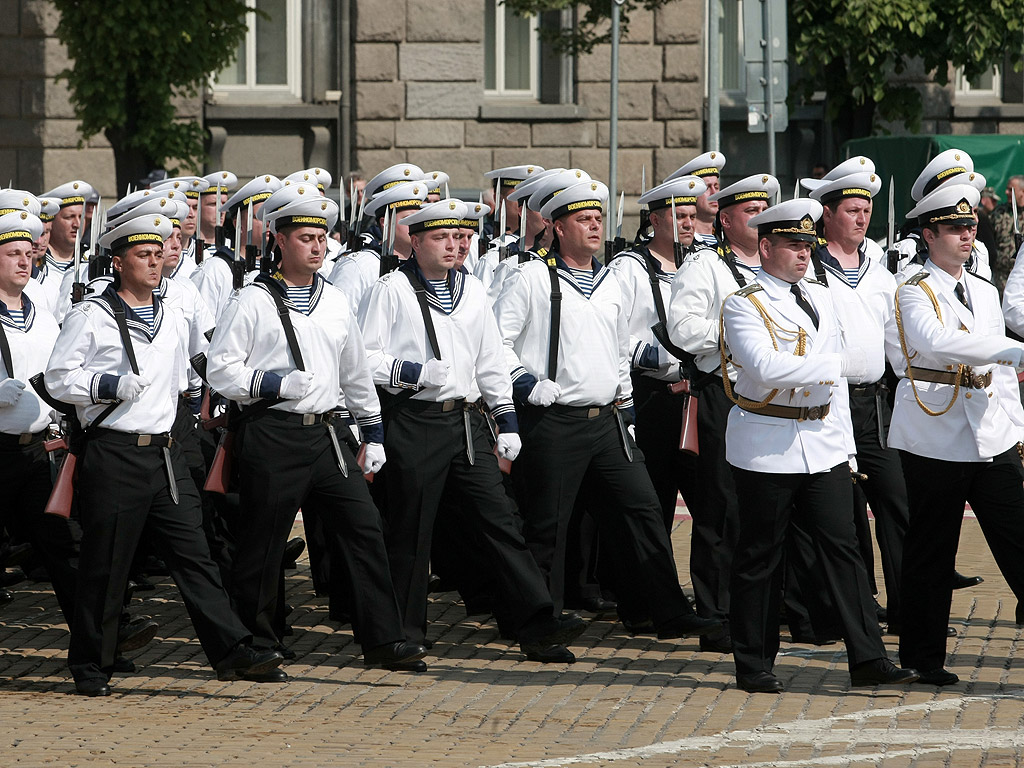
[
  {"left": 44, "top": 452, "right": 77, "bottom": 518},
  {"left": 674, "top": 379, "right": 699, "bottom": 456},
  {"left": 204, "top": 431, "right": 234, "bottom": 494}
]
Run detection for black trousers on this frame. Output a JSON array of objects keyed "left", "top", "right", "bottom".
[
  {"left": 69, "top": 436, "right": 249, "bottom": 684},
  {"left": 691, "top": 379, "right": 740, "bottom": 626},
  {"left": 232, "top": 414, "right": 404, "bottom": 651},
  {"left": 899, "top": 446, "right": 1024, "bottom": 671},
  {"left": 379, "top": 402, "right": 552, "bottom": 645},
  {"left": 514, "top": 405, "right": 692, "bottom": 622},
  {"left": 631, "top": 373, "right": 702, "bottom": 534},
  {"left": 730, "top": 462, "right": 886, "bottom": 677},
  {"left": 849, "top": 387, "right": 909, "bottom": 625},
  {"left": 0, "top": 434, "right": 79, "bottom": 622}
]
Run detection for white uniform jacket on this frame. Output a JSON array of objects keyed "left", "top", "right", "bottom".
[
  {"left": 46, "top": 283, "right": 190, "bottom": 433},
  {"left": 1000, "top": 241, "right": 1024, "bottom": 336},
  {"left": 357, "top": 260, "right": 517, "bottom": 432},
  {"left": 206, "top": 272, "right": 383, "bottom": 442},
  {"left": 722, "top": 271, "right": 857, "bottom": 474},
  {"left": 328, "top": 248, "right": 387, "bottom": 314},
  {"left": 492, "top": 253, "right": 633, "bottom": 409},
  {"left": 32, "top": 254, "right": 71, "bottom": 321},
  {"left": 894, "top": 232, "right": 992, "bottom": 281},
  {"left": 607, "top": 248, "right": 681, "bottom": 383},
  {"left": 667, "top": 246, "right": 759, "bottom": 380},
  {"left": 889, "top": 259, "right": 1024, "bottom": 461},
  {"left": 0, "top": 291, "right": 59, "bottom": 435}
]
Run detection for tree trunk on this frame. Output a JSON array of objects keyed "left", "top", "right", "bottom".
[{"left": 106, "top": 127, "right": 153, "bottom": 197}]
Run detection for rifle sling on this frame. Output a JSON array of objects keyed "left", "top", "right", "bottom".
[
  {"left": 0, "top": 318, "right": 13, "bottom": 381},
  {"left": 546, "top": 260, "right": 561, "bottom": 382},
  {"left": 379, "top": 268, "right": 443, "bottom": 413}
]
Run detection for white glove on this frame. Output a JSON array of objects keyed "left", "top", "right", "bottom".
[
  {"left": 360, "top": 442, "right": 386, "bottom": 474},
  {"left": 527, "top": 379, "right": 561, "bottom": 407},
  {"left": 839, "top": 348, "right": 868, "bottom": 381},
  {"left": 0, "top": 378, "right": 25, "bottom": 407},
  {"left": 496, "top": 433, "right": 521, "bottom": 461},
  {"left": 848, "top": 455, "right": 858, "bottom": 474},
  {"left": 628, "top": 424, "right": 636, "bottom": 441},
  {"left": 279, "top": 370, "right": 314, "bottom": 399},
  {"left": 115, "top": 373, "right": 151, "bottom": 401},
  {"left": 418, "top": 359, "right": 450, "bottom": 388}
]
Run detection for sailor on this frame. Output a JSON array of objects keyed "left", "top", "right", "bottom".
[
  {"left": 205, "top": 185, "right": 426, "bottom": 677},
  {"left": 357, "top": 199, "right": 586, "bottom": 664},
  {"left": 889, "top": 183, "right": 1024, "bottom": 686},
  {"left": 800, "top": 156, "right": 886, "bottom": 265},
  {"left": 38, "top": 180, "right": 96, "bottom": 319},
  {"left": 361, "top": 163, "right": 426, "bottom": 243},
  {"left": 492, "top": 179, "right": 722, "bottom": 641},
  {"left": 607, "top": 175, "right": 706, "bottom": 534},
  {"left": 807, "top": 171, "right": 911, "bottom": 633},
  {"left": 328, "top": 180, "right": 429, "bottom": 310},
  {"left": 285, "top": 168, "right": 343, "bottom": 274},
  {"left": 721, "top": 198, "right": 919, "bottom": 693},
  {"left": 664, "top": 151, "right": 726, "bottom": 250},
  {"left": 189, "top": 174, "right": 283, "bottom": 322},
  {"left": 45, "top": 213, "right": 283, "bottom": 696},
  {"left": 665, "top": 173, "right": 779, "bottom": 649},
  {"left": 482, "top": 164, "right": 546, "bottom": 241},
  {"left": 198, "top": 171, "right": 238, "bottom": 246},
  {"left": 151, "top": 176, "right": 211, "bottom": 279}
]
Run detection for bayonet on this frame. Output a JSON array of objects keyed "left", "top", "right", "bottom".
[
  {"left": 641, "top": 166, "right": 647, "bottom": 196},
  {"left": 498, "top": 200, "right": 508, "bottom": 261},
  {"left": 348, "top": 178, "right": 357, "bottom": 229},
  {"left": 350, "top": 186, "right": 367, "bottom": 251},
  {"left": 244, "top": 199, "right": 258, "bottom": 272},
  {"left": 337, "top": 175, "right": 348, "bottom": 246},
  {"left": 444, "top": 182, "right": 450, "bottom": 200},
  {"left": 1013, "top": 190, "right": 1022, "bottom": 253},
  {"left": 214, "top": 186, "right": 225, "bottom": 249},
  {"left": 477, "top": 192, "right": 489, "bottom": 258},
  {"left": 886, "top": 176, "right": 899, "bottom": 274},
  {"left": 793, "top": 180, "right": 800, "bottom": 200},
  {"left": 671, "top": 196, "right": 683, "bottom": 267},
  {"left": 71, "top": 213, "right": 84, "bottom": 304},
  {"left": 518, "top": 198, "right": 527, "bottom": 246},
  {"left": 611, "top": 191, "right": 626, "bottom": 258}
]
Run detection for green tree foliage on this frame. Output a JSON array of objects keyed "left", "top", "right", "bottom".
[
  {"left": 501, "top": 0, "right": 674, "bottom": 54},
  {"left": 52, "top": 0, "right": 252, "bottom": 192},
  {"left": 790, "top": 0, "right": 1024, "bottom": 141}
]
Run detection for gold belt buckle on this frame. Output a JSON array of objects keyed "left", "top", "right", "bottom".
[
  {"left": 442, "top": 400, "right": 457, "bottom": 412},
  {"left": 302, "top": 413, "right": 316, "bottom": 426},
  {"left": 138, "top": 434, "right": 152, "bottom": 447},
  {"left": 18, "top": 433, "right": 33, "bottom": 445},
  {"left": 805, "top": 405, "right": 822, "bottom": 421},
  {"left": 587, "top": 407, "right": 600, "bottom": 418}
]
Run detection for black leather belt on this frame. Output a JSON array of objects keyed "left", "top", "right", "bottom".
[
  {"left": 0, "top": 430, "right": 46, "bottom": 447},
  {"left": 90, "top": 428, "right": 174, "bottom": 448},
  {"left": 548, "top": 403, "right": 614, "bottom": 419},
  {"left": 849, "top": 380, "right": 888, "bottom": 397},
  {"left": 392, "top": 397, "right": 467, "bottom": 413},
  {"left": 737, "top": 396, "right": 831, "bottom": 421},
  {"left": 908, "top": 366, "right": 991, "bottom": 389},
  {"left": 250, "top": 410, "right": 333, "bottom": 426}
]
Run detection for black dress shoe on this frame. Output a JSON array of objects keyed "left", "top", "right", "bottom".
[
  {"left": 75, "top": 679, "right": 111, "bottom": 697},
  {"left": 657, "top": 613, "right": 723, "bottom": 639},
  {"left": 525, "top": 645, "right": 576, "bottom": 663},
  {"left": 131, "top": 575, "right": 156, "bottom": 592},
  {"left": 216, "top": 645, "right": 284, "bottom": 682},
  {"left": 886, "top": 623, "right": 957, "bottom": 638},
  {"left": 947, "top": 626, "right": 958, "bottom": 637},
  {"left": 274, "top": 644, "right": 297, "bottom": 661},
  {"left": 737, "top": 672, "right": 784, "bottom": 693},
  {"left": 363, "top": 640, "right": 428, "bottom": 668},
  {"left": 873, "top": 598, "right": 888, "bottom": 623},
  {"left": 243, "top": 667, "right": 290, "bottom": 683},
  {"left": 850, "top": 658, "right": 919, "bottom": 687},
  {"left": 519, "top": 613, "right": 586, "bottom": 655},
  {"left": 580, "top": 596, "right": 618, "bottom": 615},
  {"left": 117, "top": 618, "right": 159, "bottom": 653},
  {"left": 622, "top": 618, "right": 656, "bottom": 636},
  {"left": 699, "top": 634, "right": 733, "bottom": 653},
  {"left": 109, "top": 657, "right": 136, "bottom": 674},
  {"left": 914, "top": 668, "right": 959, "bottom": 686},
  {"left": 0, "top": 588, "right": 13, "bottom": 607},
  {"left": 384, "top": 659, "right": 428, "bottom": 672},
  {"left": 952, "top": 571, "right": 984, "bottom": 590},
  {"left": 282, "top": 538, "right": 305, "bottom": 569},
  {"left": 789, "top": 631, "right": 839, "bottom": 646}
]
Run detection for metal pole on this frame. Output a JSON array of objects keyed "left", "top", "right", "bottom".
[
  {"left": 609, "top": 0, "right": 624, "bottom": 223},
  {"left": 761, "top": 0, "right": 775, "bottom": 176},
  {"left": 339, "top": 0, "right": 353, "bottom": 180},
  {"left": 707, "top": 0, "right": 720, "bottom": 151}
]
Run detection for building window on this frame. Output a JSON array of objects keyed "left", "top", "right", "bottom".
[
  {"left": 719, "top": 0, "right": 743, "bottom": 94},
  {"left": 485, "top": 0, "right": 540, "bottom": 99},
  {"left": 213, "top": 0, "right": 302, "bottom": 102},
  {"left": 955, "top": 65, "right": 1001, "bottom": 99}
]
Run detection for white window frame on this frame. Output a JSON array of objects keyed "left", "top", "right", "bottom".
[
  {"left": 211, "top": 0, "right": 302, "bottom": 103},
  {"left": 485, "top": 1, "right": 541, "bottom": 100},
  {"left": 955, "top": 65, "right": 1001, "bottom": 100}
]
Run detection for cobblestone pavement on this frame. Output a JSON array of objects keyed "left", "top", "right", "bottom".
[{"left": 1, "top": 517, "right": 1022, "bottom": 767}]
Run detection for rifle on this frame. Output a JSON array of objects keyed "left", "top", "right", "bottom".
[
  {"left": 497, "top": 201, "right": 509, "bottom": 262},
  {"left": 30, "top": 373, "right": 81, "bottom": 519},
  {"left": 244, "top": 200, "right": 259, "bottom": 273},
  {"left": 477, "top": 193, "right": 490, "bottom": 258},
  {"left": 347, "top": 182, "right": 366, "bottom": 251},
  {"left": 1013, "top": 192, "right": 1022, "bottom": 254},
  {"left": 612, "top": 191, "right": 626, "bottom": 257},
  {"left": 230, "top": 212, "right": 245, "bottom": 290},
  {"left": 886, "top": 177, "right": 900, "bottom": 274},
  {"left": 70, "top": 212, "right": 85, "bottom": 304}
]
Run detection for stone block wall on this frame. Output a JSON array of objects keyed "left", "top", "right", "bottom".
[{"left": 350, "top": 0, "right": 708, "bottom": 202}]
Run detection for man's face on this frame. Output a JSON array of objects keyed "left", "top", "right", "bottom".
[
  {"left": 200, "top": 193, "right": 226, "bottom": 232},
  {"left": 655, "top": 205, "right": 698, "bottom": 248},
  {"left": 182, "top": 197, "right": 199, "bottom": 237},
  {"left": 720, "top": 200, "right": 768, "bottom": 248},
  {"left": 923, "top": 223, "right": 976, "bottom": 268},
  {"left": 0, "top": 240, "right": 33, "bottom": 294},
  {"left": 554, "top": 209, "right": 603, "bottom": 258},
  {"left": 412, "top": 228, "right": 459, "bottom": 278},
  {"left": 500, "top": 187, "right": 521, "bottom": 231},
  {"left": 114, "top": 243, "right": 164, "bottom": 292},
  {"left": 276, "top": 226, "right": 327, "bottom": 276},
  {"left": 696, "top": 176, "right": 719, "bottom": 221},
  {"left": 760, "top": 236, "right": 812, "bottom": 283},
  {"left": 50, "top": 205, "right": 82, "bottom": 252},
  {"left": 385, "top": 208, "right": 418, "bottom": 255},
  {"left": 162, "top": 228, "right": 183, "bottom": 274},
  {"left": 1007, "top": 181, "right": 1024, "bottom": 209},
  {"left": 31, "top": 221, "right": 52, "bottom": 259},
  {"left": 823, "top": 197, "right": 872, "bottom": 244},
  {"left": 456, "top": 227, "right": 473, "bottom": 267}
]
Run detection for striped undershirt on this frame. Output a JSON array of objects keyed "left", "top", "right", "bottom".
[
  {"left": 843, "top": 267, "right": 860, "bottom": 288},
  {"left": 6, "top": 308, "right": 24, "bottom": 329},
  {"left": 427, "top": 278, "right": 453, "bottom": 313},
  {"left": 46, "top": 256, "right": 73, "bottom": 272},
  {"left": 285, "top": 285, "right": 312, "bottom": 315},
  {"left": 131, "top": 304, "right": 155, "bottom": 330},
  {"left": 569, "top": 267, "right": 594, "bottom": 298}
]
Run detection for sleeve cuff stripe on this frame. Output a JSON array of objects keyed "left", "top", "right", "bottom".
[
  {"left": 250, "top": 371, "right": 263, "bottom": 399},
  {"left": 511, "top": 366, "right": 529, "bottom": 382}
]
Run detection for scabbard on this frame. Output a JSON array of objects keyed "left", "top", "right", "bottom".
[
  {"left": 614, "top": 407, "right": 634, "bottom": 462},
  {"left": 462, "top": 409, "right": 476, "bottom": 466},
  {"left": 874, "top": 389, "right": 888, "bottom": 450},
  {"left": 325, "top": 422, "right": 349, "bottom": 478},
  {"left": 162, "top": 446, "right": 179, "bottom": 505}
]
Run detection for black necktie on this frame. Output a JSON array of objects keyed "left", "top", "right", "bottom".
[
  {"left": 790, "top": 284, "right": 819, "bottom": 330},
  {"left": 954, "top": 282, "right": 971, "bottom": 312}
]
